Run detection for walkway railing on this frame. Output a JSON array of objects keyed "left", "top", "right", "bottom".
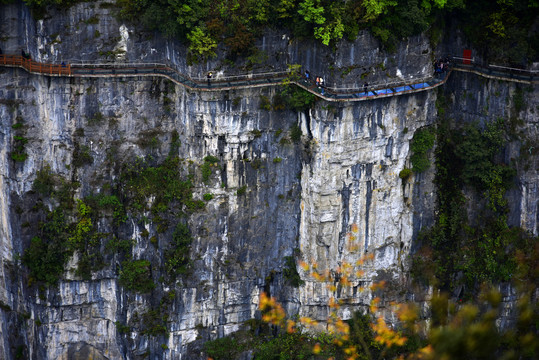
[
  {"left": 450, "top": 57, "right": 538, "bottom": 83},
  {"left": 0, "top": 54, "right": 536, "bottom": 102},
  {"left": 1, "top": 54, "right": 72, "bottom": 75}
]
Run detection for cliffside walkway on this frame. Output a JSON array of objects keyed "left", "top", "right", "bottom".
[{"left": 1, "top": 54, "right": 537, "bottom": 102}]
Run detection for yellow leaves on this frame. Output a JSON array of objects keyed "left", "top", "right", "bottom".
[
  {"left": 371, "top": 316, "right": 407, "bottom": 348},
  {"left": 398, "top": 303, "right": 419, "bottom": 326},
  {"left": 299, "top": 316, "right": 318, "bottom": 327},
  {"left": 356, "top": 253, "right": 374, "bottom": 266},
  {"left": 259, "top": 292, "right": 286, "bottom": 326},
  {"left": 286, "top": 319, "right": 296, "bottom": 334},
  {"left": 370, "top": 297, "right": 381, "bottom": 313},
  {"left": 259, "top": 253, "right": 415, "bottom": 359},
  {"left": 369, "top": 280, "right": 386, "bottom": 292}
]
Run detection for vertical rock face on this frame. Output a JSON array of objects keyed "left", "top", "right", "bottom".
[
  {"left": 0, "top": 2, "right": 537, "bottom": 360},
  {"left": 298, "top": 92, "right": 437, "bottom": 320}
]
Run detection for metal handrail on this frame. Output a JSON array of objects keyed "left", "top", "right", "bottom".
[
  {"left": 1, "top": 53, "right": 536, "bottom": 100},
  {"left": 488, "top": 64, "right": 539, "bottom": 74}
]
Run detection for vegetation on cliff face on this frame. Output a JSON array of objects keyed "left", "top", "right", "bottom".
[
  {"left": 410, "top": 91, "right": 536, "bottom": 299},
  {"left": 204, "top": 252, "right": 538, "bottom": 360},
  {"left": 15, "top": 0, "right": 538, "bottom": 64},
  {"left": 21, "top": 151, "right": 200, "bottom": 289}
]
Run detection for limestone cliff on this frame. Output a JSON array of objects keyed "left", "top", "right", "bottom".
[{"left": 0, "top": 1, "right": 537, "bottom": 359}]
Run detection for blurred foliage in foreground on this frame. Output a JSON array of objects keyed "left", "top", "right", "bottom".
[{"left": 205, "top": 248, "right": 538, "bottom": 360}]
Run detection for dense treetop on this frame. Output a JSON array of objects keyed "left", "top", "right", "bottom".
[{"left": 3, "top": 0, "right": 536, "bottom": 64}]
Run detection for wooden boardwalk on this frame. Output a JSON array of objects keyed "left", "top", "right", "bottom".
[{"left": 1, "top": 54, "right": 536, "bottom": 102}]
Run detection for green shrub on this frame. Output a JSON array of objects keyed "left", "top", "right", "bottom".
[
  {"left": 410, "top": 128, "right": 435, "bottom": 172},
  {"left": 11, "top": 121, "right": 28, "bottom": 162},
  {"left": 119, "top": 259, "right": 155, "bottom": 293},
  {"left": 399, "top": 168, "right": 412, "bottom": 180},
  {"left": 106, "top": 237, "right": 133, "bottom": 254},
  {"left": 203, "top": 193, "right": 214, "bottom": 201},
  {"left": 165, "top": 223, "right": 192, "bottom": 278},
  {"left": 259, "top": 95, "right": 271, "bottom": 110},
  {"left": 22, "top": 236, "right": 67, "bottom": 286},
  {"left": 250, "top": 129, "right": 262, "bottom": 138},
  {"left": 204, "top": 337, "right": 241, "bottom": 360},
  {"left": 33, "top": 165, "right": 55, "bottom": 196},
  {"left": 236, "top": 185, "right": 247, "bottom": 196},
  {"left": 120, "top": 156, "right": 194, "bottom": 214},
  {"left": 11, "top": 152, "right": 28, "bottom": 162},
  {"left": 283, "top": 256, "right": 304, "bottom": 287},
  {"left": 72, "top": 144, "right": 93, "bottom": 167},
  {"left": 290, "top": 124, "right": 302, "bottom": 142},
  {"left": 273, "top": 157, "right": 282, "bottom": 163},
  {"left": 201, "top": 155, "right": 220, "bottom": 182},
  {"left": 140, "top": 309, "right": 168, "bottom": 337},
  {"left": 115, "top": 321, "right": 131, "bottom": 334}
]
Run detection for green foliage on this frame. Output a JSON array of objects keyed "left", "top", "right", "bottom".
[
  {"left": 67, "top": 200, "right": 93, "bottom": 251},
  {"left": 120, "top": 156, "right": 194, "bottom": 213},
  {"left": 106, "top": 237, "right": 133, "bottom": 254},
  {"left": 72, "top": 143, "right": 93, "bottom": 167},
  {"left": 273, "top": 157, "right": 282, "bottom": 163},
  {"left": 290, "top": 124, "right": 302, "bottom": 143},
  {"left": 22, "top": 236, "right": 64, "bottom": 286},
  {"left": 203, "top": 193, "right": 214, "bottom": 201},
  {"left": 11, "top": 118, "right": 28, "bottom": 163},
  {"left": 237, "top": 185, "right": 247, "bottom": 196},
  {"left": 164, "top": 223, "right": 192, "bottom": 279},
  {"left": 87, "top": 111, "right": 105, "bottom": 125},
  {"left": 399, "top": 168, "right": 412, "bottom": 180},
  {"left": 21, "top": 208, "right": 69, "bottom": 286},
  {"left": 33, "top": 165, "right": 55, "bottom": 196},
  {"left": 259, "top": 95, "right": 271, "bottom": 111},
  {"left": 22, "top": 152, "right": 198, "bottom": 287},
  {"left": 250, "top": 129, "right": 262, "bottom": 138},
  {"left": 187, "top": 26, "right": 217, "bottom": 60},
  {"left": 170, "top": 130, "right": 181, "bottom": 155},
  {"left": 280, "top": 86, "right": 315, "bottom": 112},
  {"left": 115, "top": 0, "right": 534, "bottom": 63},
  {"left": 254, "top": 327, "right": 339, "bottom": 359},
  {"left": 204, "top": 337, "right": 242, "bottom": 360},
  {"left": 201, "top": 155, "right": 220, "bottom": 182},
  {"left": 119, "top": 259, "right": 155, "bottom": 293},
  {"left": 283, "top": 256, "right": 304, "bottom": 287},
  {"left": 140, "top": 309, "right": 168, "bottom": 337},
  {"left": 412, "top": 119, "right": 525, "bottom": 293},
  {"left": 95, "top": 194, "right": 127, "bottom": 223},
  {"left": 115, "top": 321, "right": 131, "bottom": 334},
  {"left": 461, "top": 0, "right": 538, "bottom": 65},
  {"left": 410, "top": 127, "right": 435, "bottom": 173}
]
